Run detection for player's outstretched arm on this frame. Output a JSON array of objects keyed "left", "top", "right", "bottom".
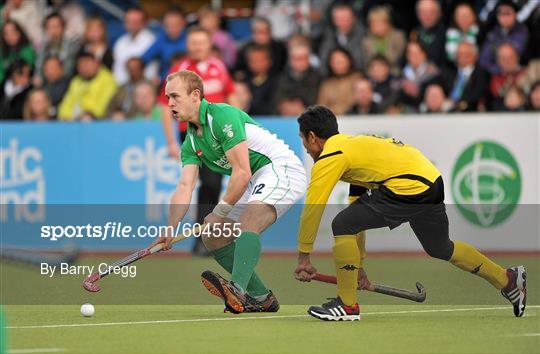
[
  {"left": 150, "top": 164, "right": 199, "bottom": 250},
  {"left": 222, "top": 141, "right": 251, "bottom": 205},
  {"left": 206, "top": 141, "right": 251, "bottom": 225}
]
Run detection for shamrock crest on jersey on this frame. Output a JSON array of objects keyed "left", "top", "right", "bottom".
[{"left": 223, "top": 124, "right": 234, "bottom": 138}]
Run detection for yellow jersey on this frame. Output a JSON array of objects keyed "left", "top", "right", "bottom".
[{"left": 298, "top": 134, "right": 441, "bottom": 253}]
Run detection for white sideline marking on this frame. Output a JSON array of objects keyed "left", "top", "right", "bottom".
[
  {"left": 510, "top": 333, "right": 540, "bottom": 337},
  {"left": 7, "top": 305, "right": 539, "bottom": 330},
  {"left": 9, "top": 349, "right": 64, "bottom": 353}
]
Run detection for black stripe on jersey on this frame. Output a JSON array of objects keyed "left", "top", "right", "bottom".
[
  {"left": 316, "top": 150, "right": 343, "bottom": 162},
  {"left": 349, "top": 184, "right": 368, "bottom": 197},
  {"left": 372, "top": 174, "right": 434, "bottom": 187}
]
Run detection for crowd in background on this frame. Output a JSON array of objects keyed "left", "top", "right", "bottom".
[{"left": 1, "top": 0, "right": 540, "bottom": 122}]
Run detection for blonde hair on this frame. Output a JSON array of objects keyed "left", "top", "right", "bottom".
[
  {"left": 368, "top": 6, "right": 391, "bottom": 24},
  {"left": 166, "top": 70, "right": 205, "bottom": 98},
  {"left": 23, "top": 89, "right": 51, "bottom": 120}
]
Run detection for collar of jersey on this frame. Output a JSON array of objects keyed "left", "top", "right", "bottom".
[{"left": 188, "top": 98, "right": 209, "bottom": 132}]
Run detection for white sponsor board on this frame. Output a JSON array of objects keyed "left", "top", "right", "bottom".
[{"left": 307, "top": 113, "right": 540, "bottom": 252}]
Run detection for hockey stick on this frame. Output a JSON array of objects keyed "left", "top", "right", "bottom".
[
  {"left": 83, "top": 225, "right": 200, "bottom": 292},
  {"left": 313, "top": 273, "right": 426, "bottom": 303}
]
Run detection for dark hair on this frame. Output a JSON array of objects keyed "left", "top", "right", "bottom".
[
  {"left": 247, "top": 44, "right": 271, "bottom": 57},
  {"left": 125, "top": 6, "right": 148, "bottom": 20},
  {"left": 368, "top": 54, "right": 390, "bottom": 67},
  {"left": 297, "top": 106, "right": 339, "bottom": 139},
  {"left": 77, "top": 51, "right": 96, "bottom": 61},
  {"left": 43, "top": 12, "right": 65, "bottom": 29},
  {"left": 187, "top": 25, "right": 210, "bottom": 38},
  {"left": 1, "top": 20, "right": 31, "bottom": 54},
  {"left": 165, "top": 5, "right": 185, "bottom": 18},
  {"left": 531, "top": 80, "right": 540, "bottom": 92},
  {"left": 326, "top": 46, "right": 355, "bottom": 77},
  {"left": 7, "top": 59, "right": 32, "bottom": 78}
]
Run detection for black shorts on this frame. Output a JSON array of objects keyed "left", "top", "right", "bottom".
[{"left": 333, "top": 176, "right": 453, "bottom": 259}]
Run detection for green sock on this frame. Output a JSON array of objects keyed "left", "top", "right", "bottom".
[
  {"left": 231, "top": 231, "right": 262, "bottom": 292},
  {"left": 212, "top": 241, "right": 268, "bottom": 296}
]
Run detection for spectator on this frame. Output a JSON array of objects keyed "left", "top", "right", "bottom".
[
  {"left": 36, "top": 12, "right": 81, "bottom": 81},
  {"left": 23, "top": 88, "right": 52, "bottom": 121},
  {"left": 1, "top": 20, "right": 36, "bottom": 83},
  {"left": 107, "top": 57, "right": 145, "bottom": 119},
  {"left": 0, "top": 60, "right": 33, "bottom": 119},
  {"left": 255, "top": 0, "right": 297, "bottom": 40},
  {"left": 275, "top": 43, "right": 321, "bottom": 108},
  {"left": 319, "top": 3, "right": 365, "bottom": 74},
  {"left": 58, "top": 52, "right": 117, "bottom": 120},
  {"left": 366, "top": 55, "right": 399, "bottom": 112},
  {"left": 446, "top": 41, "right": 489, "bottom": 112},
  {"left": 287, "top": 34, "right": 320, "bottom": 69},
  {"left": 42, "top": 55, "right": 70, "bottom": 117},
  {"left": 235, "top": 17, "right": 287, "bottom": 79},
  {"left": 362, "top": 6, "right": 406, "bottom": 75},
  {"left": 159, "top": 27, "right": 230, "bottom": 255},
  {"left": 502, "top": 85, "right": 526, "bottom": 111},
  {"left": 446, "top": 3, "right": 479, "bottom": 63},
  {"left": 317, "top": 47, "right": 362, "bottom": 115},
  {"left": 113, "top": 6, "right": 157, "bottom": 85},
  {"left": 409, "top": 0, "right": 446, "bottom": 67},
  {"left": 278, "top": 96, "right": 306, "bottom": 117},
  {"left": 77, "top": 16, "right": 113, "bottom": 70},
  {"left": 399, "top": 41, "right": 440, "bottom": 111},
  {"left": 420, "top": 83, "right": 452, "bottom": 113},
  {"left": 527, "top": 81, "right": 540, "bottom": 111},
  {"left": 230, "top": 80, "right": 252, "bottom": 112},
  {"left": 142, "top": 6, "right": 187, "bottom": 81},
  {"left": 489, "top": 43, "right": 527, "bottom": 111},
  {"left": 517, "top": 58, "right": 540, "bottom": 93},
  {"left": 130, "top": 81, "right": 161, "bottom": 120},
  {"left": 47, "top": 0, "right": 86, "bottom": 42},
  {"left": 245, "top": 44, "right": 276, "bottom": 116},
  {"left": 1, "top": 0, "right": 44, "bottom": 49},
  {"left": 479, "top": 1, "right": 529, "bottom": 75},
  {"left": 198, "top": 6, "right": 237, "bottom": 68},
  {"left": 347, "top": 78, "right": 381, "bottom": 115}
]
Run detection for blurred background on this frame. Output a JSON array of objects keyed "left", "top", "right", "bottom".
[{"left": 1, "top": 0, "right": 539, "bottom": 256}]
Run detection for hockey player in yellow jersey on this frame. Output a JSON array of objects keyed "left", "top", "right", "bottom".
[{"left": 293, "top": 106, "right": 527, "bottom": 321}]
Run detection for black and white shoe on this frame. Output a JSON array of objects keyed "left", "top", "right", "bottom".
[
  {"left": 308, "top": 297, "right": 360, "bottom": 321},
  {"left": 501, "top": 266, "right": 526, "bottom": 317}
]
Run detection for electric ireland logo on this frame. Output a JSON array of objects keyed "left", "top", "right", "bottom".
[{"left": 451, "top": 141, "right": 521, "bottom": 227}]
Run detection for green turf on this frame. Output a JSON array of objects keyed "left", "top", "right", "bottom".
[
  {"left": 5, "top": 305, "right": 540, "bottom": 354},
  {"left": 2, "top": 255, "right": 539, "bottom": 353}
]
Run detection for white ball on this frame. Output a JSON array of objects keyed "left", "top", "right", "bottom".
[{"left": 80, "top": 303, "right": 95, "bottom": 317}]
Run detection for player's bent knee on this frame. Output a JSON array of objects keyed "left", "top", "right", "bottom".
[
  {"left": 331, "top": 212, "right": 360, "bottom": 236},
  {"left": 423, "top": 240, "right": 453, "bottom": 261},
  {"left": 201, "top": 234, "right": 234, "bottom": 251}
]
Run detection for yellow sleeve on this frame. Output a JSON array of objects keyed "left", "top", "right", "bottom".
[{"left": 297, "top": 152, "right": 349, "bottom": 253}]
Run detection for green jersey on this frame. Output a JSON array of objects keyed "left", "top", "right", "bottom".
[{"left": 181, "top": 99, "right": 295, "bottom": 175}]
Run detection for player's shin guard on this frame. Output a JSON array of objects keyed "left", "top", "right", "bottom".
[
  {"left": 231, "top": 231, "right": 261, "bottom": 292},
  {"left": 449, "top": 240, "right": 508, "bottom": 289},
  {"left": 333, "top": 236, "right": 361, "bottom": 306},
  {"left": 211, "top": 242, "right": 269, "bottom": 296}
]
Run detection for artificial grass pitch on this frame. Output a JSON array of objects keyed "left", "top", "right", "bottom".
[
  {"left": 5, "top": 305, "right": 539, "bottom": 354},
  {"left": 2, "top": 255, "right": 539, "bottom": 353}
]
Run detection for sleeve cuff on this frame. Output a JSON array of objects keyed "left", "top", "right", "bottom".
[{"left": 298, "top": 242, "right": 314, "bottom": 253}]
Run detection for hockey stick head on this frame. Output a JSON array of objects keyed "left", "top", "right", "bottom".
[
  {"left": 83, "top": 273, "right": 101, "bottom": 292},
  {"left": 415, "top": 282, "right": 427, "bottom": 302}
]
